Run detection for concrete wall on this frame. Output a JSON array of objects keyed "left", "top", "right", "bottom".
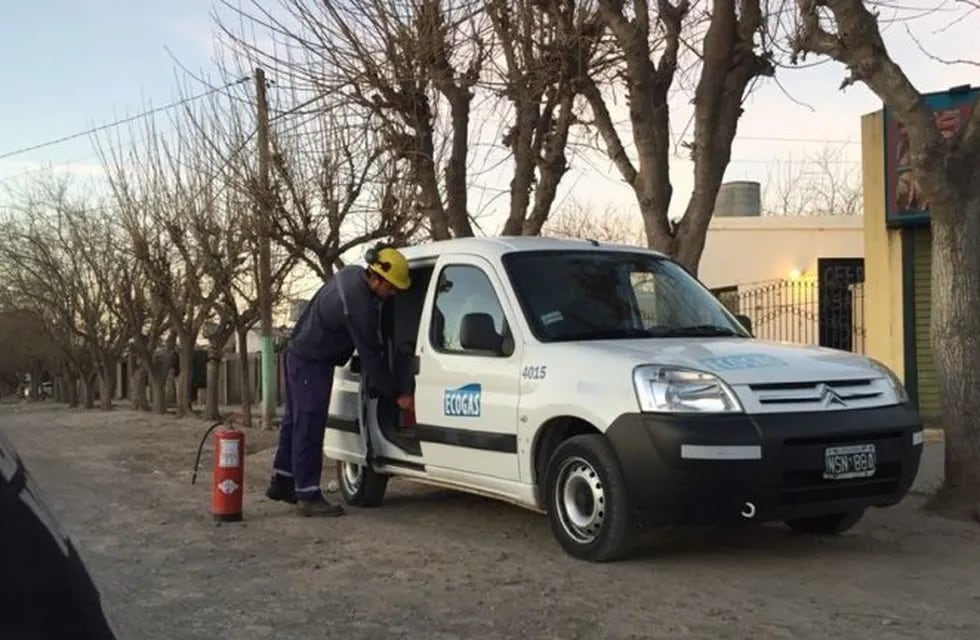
[
  {"left": 860, "top": 110, "right": 906, "bottom": 380},
  {"left": 697, "top": 215, "right": 865, "bottom": 290}
]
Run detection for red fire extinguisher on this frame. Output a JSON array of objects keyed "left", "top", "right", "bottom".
[{"left": 192, "top": 421, "right": 245, "bottom": 522}]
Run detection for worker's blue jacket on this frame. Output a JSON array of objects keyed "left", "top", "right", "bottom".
[{"left": 287, "top": 265, "right": 400, "bottom": 398}]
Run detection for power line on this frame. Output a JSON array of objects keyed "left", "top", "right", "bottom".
[{"left": 0, "top": 77, "right": 250, "bottom": 162}]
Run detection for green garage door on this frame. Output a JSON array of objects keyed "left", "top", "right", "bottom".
[{"left": 912, "top": 227, "right": 940, "bottom": 419}]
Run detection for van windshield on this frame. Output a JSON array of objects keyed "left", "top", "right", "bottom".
[{"left": 501, "top": 250, "right": 749, "bottom": 343}]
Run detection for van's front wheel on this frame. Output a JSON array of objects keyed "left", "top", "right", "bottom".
[
  {"left": 544, "top": 434, "right": 635, "bottom": 562},
  {"left": 336, "top": 460, "right": 388, "bottom": 507}
]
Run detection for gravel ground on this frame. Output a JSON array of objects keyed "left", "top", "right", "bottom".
[{"left": 3, "top": 401, "right": 979, "bottom": 639}]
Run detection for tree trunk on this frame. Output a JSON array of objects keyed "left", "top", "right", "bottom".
[
  {"left": 166, "top": 369, "right": 177, "bottom": 410},
  {"left": 81, "top": 373, "right": 96, "bottom": 410},
  {"left": 149, "top": 367, "right": 167, "bottom": 415},
  {"left": 412, "top": 108, "right": 452, "bottom": 240},
  {"left": 148, "top": 347, "right": 172, "bottom": 415},
  {"left": 238, "top": 328, "right": 253, "bottom": 429},
  {"left": 132, "top": 366, "right": 149, "bottom": 411},
  {"left": 176, "top": 333, "right": 195, "bottom": 418},
  {"left": 930, "top": 198, "right": 980, "bottom": 507},
  {"left": 502, "top": 103, "right": 539, "bottom": 236},
  {"left": 204, "top": 341, "right": 223, "bottom": 422},
  {"left": 127, "top": 351, "right": 138, "bottom": 407},
  {"left": 66, "top": 375, "right": 80, "bottom": 408},
  {"left": 444, "top": 95, "right": 474, "bottom": 237},
  {"left": 525, "top": 93, "right": 575, "bottom": 236},
  {"left": 97, "top": 361, "right": 115, "bottom": 411}
]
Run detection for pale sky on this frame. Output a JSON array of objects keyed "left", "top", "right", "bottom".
[{"left": 1, "top": 1, "right": 977, "bottom": 277}]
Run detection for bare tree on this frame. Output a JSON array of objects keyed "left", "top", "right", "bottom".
[
  {"left": 791, "top": 0, "right": 980, "bottom": 513},
  {"left": 761, "top": 143, "right": 863, "bottom": 216},
  {"left": 563, "top": 1, "right": 775, "bottom": 274},
  {"left": 98, "top": 115, "right": 225, "bottom": 418},
  {"left": 169, "top": 80, "right": 287, "bottom": 424},
  {"left": 0, "top": 177, "right": 127, "bottom": 409},
  {"left": 487, "top": 0, "right": 605, "bottom": 235},
  {"left": 542, "top": 198, "right": 644, "bottom": 244},
  {"left": 266, "top": 107, "right": 426, "bottom": 279},
  {"left": 201, "top": 186, "right": 299, "bottom": 425},
  {"left": 0, "top": 308, "right": 60, "bottom": 400},
  {"left": 113, "top": 259, "right": 170, "bottom": 413},
  {"left": 215, "top": 0, "right": 486, "bottom": 240},
  {"left": 61, "top": 203, "right": 131, "bottom": 410}
]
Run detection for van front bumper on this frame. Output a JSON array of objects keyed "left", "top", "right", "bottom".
[{"left": 603, "top": 404, "right": 924, "bottom": 526}]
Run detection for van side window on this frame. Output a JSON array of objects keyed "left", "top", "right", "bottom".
[{"left": 430, "top": 265, "right": 510, "bottom": 356}]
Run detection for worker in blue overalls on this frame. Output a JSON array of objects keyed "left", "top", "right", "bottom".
[{"left": 266, "top": 243, "right": 414, "bottom": 517}]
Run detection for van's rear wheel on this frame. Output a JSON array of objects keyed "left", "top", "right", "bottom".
[
  {"left": 336, "top": 460, "right": 388, "bottom": 507},
  {"left": 544, "top": 434, "right": 635, "bottom": 562}
]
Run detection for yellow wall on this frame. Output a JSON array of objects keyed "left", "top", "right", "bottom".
[{"left": 861, "top": 110, "right": 906, "bottom": 379}]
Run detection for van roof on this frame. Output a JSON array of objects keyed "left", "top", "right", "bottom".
[{"left": 397, "top": 235, "right": 668, "bottom": 263}]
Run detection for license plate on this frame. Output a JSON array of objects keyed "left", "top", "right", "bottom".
[{"left": 823, "top": 444, "right": 876, "bottom": 480}]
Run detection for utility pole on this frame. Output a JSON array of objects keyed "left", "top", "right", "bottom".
[{"left": 255, "top": 67, "right": 276, "bottom": 431}]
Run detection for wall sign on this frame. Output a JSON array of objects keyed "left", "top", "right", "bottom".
[{"left": 884, "top": 85, "right": 980, "bottom": 228}]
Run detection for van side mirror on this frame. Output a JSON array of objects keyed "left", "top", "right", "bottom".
[
  {"left": 735, "top": 314, "right": 753, "bottom": 336},
  {"left": 500, "top": 332, "right": 515, "bottom": 357}
]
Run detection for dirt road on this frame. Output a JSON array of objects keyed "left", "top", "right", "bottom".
[{"left": 3, "top": 402, "right": 979, "bottom": 639}]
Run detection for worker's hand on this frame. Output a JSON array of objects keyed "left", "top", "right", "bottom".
[{"left": 396, "top": 394, "right": 414, "bottom": 411}]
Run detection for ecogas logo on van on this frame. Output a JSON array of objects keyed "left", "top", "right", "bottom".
[
  {"left": 322, "top": 236, "right": 924, "bottom": 563},
  {"left": 444, "top": 383, "right": 481, "bottom": 418}
]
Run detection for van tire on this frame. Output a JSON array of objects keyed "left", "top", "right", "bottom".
[
  {"left": 336, "top": 460, "right": 388, "bottom": 507},
  {"left": 785, "top": 508, "right": 864, "bottom": 535},
  {"left": 544, "top": 434, "right": 635, "bottom": 562}
]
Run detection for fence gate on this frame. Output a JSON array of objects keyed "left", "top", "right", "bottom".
[{"left": 817, "top": 257, "right": 865, "bottom": 352}]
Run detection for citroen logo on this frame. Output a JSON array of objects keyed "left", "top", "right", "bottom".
[{"left": 817, "top": 383, "right": 846, "bottom": 407}]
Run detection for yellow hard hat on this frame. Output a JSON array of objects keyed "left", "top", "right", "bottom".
[{"left": 366, "top": 244, "right": 411, "bottom": 290}]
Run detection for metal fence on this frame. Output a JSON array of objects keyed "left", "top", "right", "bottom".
[{"left": 713, "top": 279, "right": 866, "bottom": 354}]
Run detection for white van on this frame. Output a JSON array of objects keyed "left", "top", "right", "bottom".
[{"left": 323, "top": 237, "right": 924, "bottom": 562}]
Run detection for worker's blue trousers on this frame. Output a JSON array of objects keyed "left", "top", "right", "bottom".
[{"left": 271, "top": 349, "right": 335, "bottom": 501}]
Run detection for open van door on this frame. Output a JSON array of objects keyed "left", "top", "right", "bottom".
[
  {"left": 324, "top": 262, "right": 434, "bottom": 472},
  {"left": 323, "top": 355, "right": 369, "bottom": 467}
]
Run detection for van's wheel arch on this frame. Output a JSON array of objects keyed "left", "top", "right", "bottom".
[
  {"left": 335, "top": 460, "right": 388, "bottom": 507},
  {"left": 544, "top": 433, "right": 636, "bottom": 562}
]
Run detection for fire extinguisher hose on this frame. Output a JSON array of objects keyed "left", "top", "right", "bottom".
[{"left": 191, "top": 421, "right": 225, "bottom": 485}]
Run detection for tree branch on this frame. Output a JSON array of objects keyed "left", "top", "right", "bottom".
[
  {"left": 792, "top": 0, "right": 948, "bottom": 199},
  {"left": 580, "top": 77, "right": 638, "bottom": 186}
]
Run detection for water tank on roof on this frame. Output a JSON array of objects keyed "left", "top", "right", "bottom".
[{"left": 712, "top": 181, "right": 761, "bottom": 217}]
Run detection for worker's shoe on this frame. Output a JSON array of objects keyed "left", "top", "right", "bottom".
[
  {"left": 265, "top": 477, "right": 297, "bottom": 504},
  {"left": 296, "top": 496, "right": 345, "bottom": 518}
]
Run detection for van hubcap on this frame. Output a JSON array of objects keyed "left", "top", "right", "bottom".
[
  {"left": 341, "top": 462, "right": 363, "bottom": 493},
  {"left": 554, "top": 456, "right": 605, "bottom": 544}
]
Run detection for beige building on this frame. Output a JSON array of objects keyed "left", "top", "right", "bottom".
[
  {"left": 694, "top": 180, "right": 867, "bottom": 354},
  {"left": 699, "top": 214, "right": 864, "bottom": 290}
]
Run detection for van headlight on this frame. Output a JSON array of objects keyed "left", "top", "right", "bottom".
[
  {"left": 632, "top": 366, "right": 744, "bottom": 414},
  {"left": 866, "top": 358, "right": 910, "bottom": 404}
]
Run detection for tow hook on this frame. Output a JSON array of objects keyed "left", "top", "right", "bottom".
[{"left": 741, "top": 501, "right": 756, "bottom": 519}]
